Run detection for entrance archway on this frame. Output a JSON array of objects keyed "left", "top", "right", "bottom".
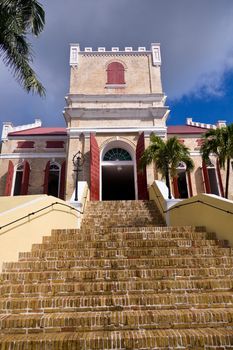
[{"left": 100, "top": 144, "right": 136, "bottom": 201}]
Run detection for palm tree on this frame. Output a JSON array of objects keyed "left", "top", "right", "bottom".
[
  {"left": 140, "top": 134, "right": 194, "bottom": 199},
  {"left": 0, "top": 0, "right": 45, "bottom": 96},
  {"left": 201, "top": 124, "right": 233, "bottom": 199}
]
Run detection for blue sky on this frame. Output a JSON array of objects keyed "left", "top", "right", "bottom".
[
  {"left": 1, "top": 0, "right": 233, "bottom": 127},
  {"left": 168, "top": 70, "right": 233, "bottom": 125}
]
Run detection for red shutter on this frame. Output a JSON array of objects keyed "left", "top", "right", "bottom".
[
  {"left": 173, "top": 176, "right": 180, "bottom": 198},
  {"left": 90, "top": 134, "right": 100, "bottom": 201},
  {"left": 43, "top": 161, "right": 50, "bottom": 194},
  {"left": 202, "top": 161, "right": 211, "bottom": 194},
  {"left": 107, "top": 62, "right": 125, "bottom": 84},
  {"left": 59, "top": 161, "right": 66, "bottom": 200},
  {"left": 187, "top": 172, "right": 193, "bottom": 197},
  {"left": 46, "top": 141, "right": 64, "bottom": 148},
  {"left": 4, "top": 161, "right": 14, "bottom": 196},
  {"left": 20, "top": 161, "right": 30, "bottom": 195},
  {"left": 216, "top": 160, "right": 224, "bottom": 197},
  {"left": 17, "top": 141, "right": 34, "bottom": 148},
  {"left": 196, "top": 139, "right": 205, "bottom": 147},
  {"left": 136, "top": 132, "right": 149, "bottom": 200}
]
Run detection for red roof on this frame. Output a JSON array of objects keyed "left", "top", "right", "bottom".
[
  {"left": 8, "top": 125, "right": 209, "bottom": 137},
  {"left": 8, "top": 127, "right": 67, "bottom": 137},
  {"left": 167, "top": 125, "right": 208, "bottom": 134}
]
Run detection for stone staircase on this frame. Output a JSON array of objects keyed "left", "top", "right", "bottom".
[{"left": 0, "top": 200, "right": 233, "bottom": 349}]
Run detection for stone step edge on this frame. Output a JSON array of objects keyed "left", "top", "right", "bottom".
[
  {"left": 4, "top": 255, "right": 233, "bottom": 267},
  {"left": 19, "top": 246, "right": 232, "bottom": 256},
  {"left": 0, "top": 290, "right": 232, "bottom": 301},
  {"left": 0, "top": 327, "right": 232, "bottom": 346},
  {"left": 51, "top": 225, "right": 203, "bottom": 233},
  {"left": 3, "top": 267, "right": 233, "bottom": 276}
]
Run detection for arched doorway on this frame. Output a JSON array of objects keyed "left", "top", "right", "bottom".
[{"left": 101, "top": 144, "right": 136, "bottom": 201}]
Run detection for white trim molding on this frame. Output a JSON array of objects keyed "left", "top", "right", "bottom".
[
  {"left": 0, "top": 153, "right": 66, "bottom": 159},
  {"left": 68, "top": 126, "right": 167, "bottom": 139},
  {"left": 66, "top": 93, "right": 166, "bottom": 104}
]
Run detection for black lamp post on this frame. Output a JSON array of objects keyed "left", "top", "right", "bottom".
[{"left": 72, "top": 151, "right": 84, "bottom": 201}]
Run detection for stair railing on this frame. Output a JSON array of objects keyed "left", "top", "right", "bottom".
[{"left": 0, "top": 202, "right": 83, "bottom": 232}]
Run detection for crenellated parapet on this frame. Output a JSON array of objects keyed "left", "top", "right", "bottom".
[
  {"left": 69, "top": 43, "right": 161, "bottom": 67},
  {"left": 186, "top": 118, "right": 227, "bottom": 130}
]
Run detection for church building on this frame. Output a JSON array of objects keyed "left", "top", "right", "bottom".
[{"left": 0, "top": 43, "right": 232, "bottom": 201}]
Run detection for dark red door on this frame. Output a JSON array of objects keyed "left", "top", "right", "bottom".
[
  {"left": 202, "top": 161, "right": 211, "bottom": 194},
  {"left": 136, "top": 132, "right": 149, "bottom": 200},
  {"left": 216, "top": 160, "right": 224, "bottom": 197},
  {"left": 172, "top": 176, "right": 179, "bottom": 198},
  {"left": 4, "top": 160, "right": 14, "bottom": 196},
  {"left": 90, "top": 134, "right": 100, "bottom": 201}
]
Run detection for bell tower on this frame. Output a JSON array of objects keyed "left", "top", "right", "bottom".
[{"left": 64, "top": 43, "right": 169, "bottom": 200}]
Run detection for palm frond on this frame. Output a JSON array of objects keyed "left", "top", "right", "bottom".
[{"left": 0, "top": 0, "right": 45, "bottom": 95}]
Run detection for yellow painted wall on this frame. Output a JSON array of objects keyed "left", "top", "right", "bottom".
[
  {"left": 149, "top": 181, "right": 233, "bottom": 246},
  {"left": 0, "top": 195, "right": 79, "bottom": 271},
  {"left": 169, "top": 194, "right": 233, "bottom": 246}
]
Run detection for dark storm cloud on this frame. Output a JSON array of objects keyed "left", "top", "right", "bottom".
[{"left": 1, "top": 0, "right": 233, "bottom": 126}]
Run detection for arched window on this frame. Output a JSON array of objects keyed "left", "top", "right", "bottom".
[
  {"left": 48, "top": 162, "right": 60, "bottom": 197},
  {"left": 44, "top": 161, "right": 66, "bottom": 199},
  {"left": 103, "top": 148, "right": 132, "bottom": 161},
  {"left": 44, "top": 162, "right": 60, "bottom": 198},
  {"left": 207, "top": 162, "right": 219, "bottom": 195},
  {"left": 13, "top": 164, "right": 24, "bottom": 196},
  {"left": 12, "top": 161, "right": 30, "bottom": 196},
  {"left": 107, "top": 62, "right": 125, "bottom": 84}
]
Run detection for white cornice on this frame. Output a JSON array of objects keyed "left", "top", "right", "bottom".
[
  {"left": 66, "top": 93, "right": 165, "bottom": 104},
  {"left": 0, "top": 153, "right": 66, "bottom": 159},
  {"left": 64, "top": 106, "right": 169, "bottom": 121},
  {"left": 68, "top": 126, "right": 167, "bottom": 138}
]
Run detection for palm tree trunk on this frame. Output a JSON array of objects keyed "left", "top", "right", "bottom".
[
  {"left": 165, "top": 168, "right": 172, "bottom": 199},
  {"left": 225, "top": 157, "right": 230, "bottom": 199}
]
